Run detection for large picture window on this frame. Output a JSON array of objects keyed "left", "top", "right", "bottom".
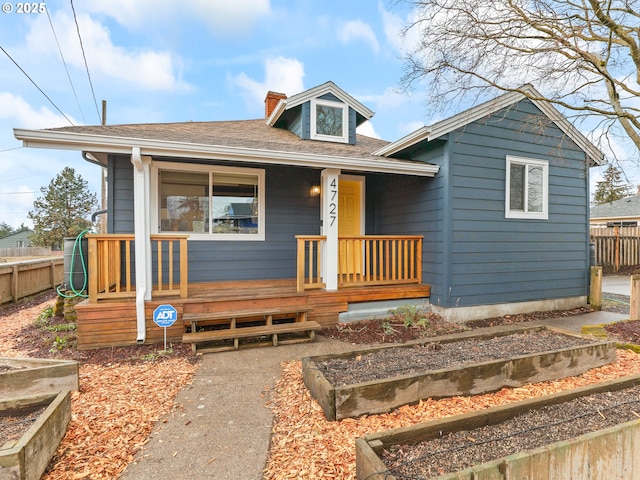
[
  {"left": 310, "top": 98, "right": 349, "bottom": 143},
  {"left": 155, "top": 163, "right": 264, "bottom": 240},
  {"left": 505, "top": 156, "right": 548, "bottom": 219}
]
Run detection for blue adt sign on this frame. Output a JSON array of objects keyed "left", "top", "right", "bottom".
[{"left": 153, "top": 304, "right": 177, "bottom": 328}]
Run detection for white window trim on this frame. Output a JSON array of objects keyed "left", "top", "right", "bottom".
[
  {"left": 151, "top": 161, "right": 265, "bottom": 241},
  {"left": 505, "top": 155, "right": 549, "bottom": 220},
  {"left": 310, "top": 98, "right": 349, "bottom": 144}
]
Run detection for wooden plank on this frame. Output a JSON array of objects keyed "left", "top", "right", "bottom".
[
  {"left": 590, "top": 266, "right": 602, "bottom": 310},
  {"left": 182, "top": 321, "right": 322, "bottom": 343},
  {"left": 183, "top": 306, "right": 312, "bottom": 323},
  {"left": 631, "top": 274, "right": 640, "bottom": 321}
]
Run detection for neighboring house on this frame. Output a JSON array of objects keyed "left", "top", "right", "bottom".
[
  {"left": 0, "top": 228, "right": 33, "bottom": 249},
  {"left": 14, "top": 81, "right": 604, "bottom": 348},
  {"left": 590, "top": 194, "right": 640, "bottom": 227}
]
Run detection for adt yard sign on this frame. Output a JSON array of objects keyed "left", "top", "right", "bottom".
[{"left": 153, "top": 304, "right": 177, "bottom": 328}]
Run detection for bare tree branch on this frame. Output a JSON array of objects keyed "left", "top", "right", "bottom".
[{"left": 398, "top": 0, "right": 640, "bottom": 159}]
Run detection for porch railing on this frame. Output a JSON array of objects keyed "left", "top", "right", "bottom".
[
  {"left": 296, "top": 235, "right": 423, "bottom": 292},
  {"left": 296, "top": 235, "right": 326, "bottom": 292},
  {"left": 87, "top": 234, "right": 189, "bottom": 302}
]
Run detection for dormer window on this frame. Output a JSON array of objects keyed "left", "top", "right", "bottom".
[{"left": 310, "top": 98, "right": 349, "bottom": 143}]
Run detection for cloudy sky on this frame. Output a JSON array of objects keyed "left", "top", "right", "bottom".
[{"left": 0, "top": 0, "right": 633, "bottom": 229}]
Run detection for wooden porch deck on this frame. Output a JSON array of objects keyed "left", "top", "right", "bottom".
[{"left": 74, "top": 279, "right": 431, "bottom": 350}]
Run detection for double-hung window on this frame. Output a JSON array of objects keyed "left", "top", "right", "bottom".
[
  {"left": 310, "top": 98, "right": 349, "bottom": 143},
  {"left": 505, "top": 156, "right": 548, "bottom": 219},
  {"left": 155, "top": 163, "right": 265, "bottom": 240}
]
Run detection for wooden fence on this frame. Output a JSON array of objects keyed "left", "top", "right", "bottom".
[
  {"left": 0, "top": 246, "right": 53, "bottom": 257},
  {"left": 0, "top": 257, "right": 64, "bottom": 305},
  {"left": 590, "top": 227, "right": 640, "bottom": 271}
]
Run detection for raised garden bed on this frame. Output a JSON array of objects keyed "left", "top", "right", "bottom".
[
  {"left": 0, "top": 391, "right": 71, "bottom": 480},
  {"left": 303, "top": 325, "right": 616, "bottom": 420},
  {"left": 356, "top": 374, "right": 640, "bottom": 479},
  {"left": 0, "top": 356, "right": 79, "bottom": 398}
]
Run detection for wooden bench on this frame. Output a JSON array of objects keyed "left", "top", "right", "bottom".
[{"left": 181, "top": 306, "right": 317, "bottom": 353}]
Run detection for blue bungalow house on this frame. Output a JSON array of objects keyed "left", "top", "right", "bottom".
[{"left": 14, "top": 82, "right": 604, "bottom": 349}]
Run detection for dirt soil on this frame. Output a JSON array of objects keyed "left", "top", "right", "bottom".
[
  {"left": 316, "top": 330, "right": 593, "bottom": 386},
  {"left": 382, "top": 384, "right": 640, "bottom": 478},
  {"left": 0, "top": 406, "right": 46, "bottom": 446}
]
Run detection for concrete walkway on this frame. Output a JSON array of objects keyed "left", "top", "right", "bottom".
[
  {"left": 119, "top": 276, "right": 633, "bottom": 479},
  {"left": 602, "top": 275, "right": 633, "bottom": 297},
  {"left": 119, "top": 337, "right": 358, "bottom": 480}
]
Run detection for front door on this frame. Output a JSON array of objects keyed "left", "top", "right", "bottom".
[{"left": 338, "top": 178, "right": 363, "bottom": 277}]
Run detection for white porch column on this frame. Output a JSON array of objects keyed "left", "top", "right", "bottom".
[
  {"left": 131, "top": 147, "right": 152, "bottom": 343},
  {"left": 321, "top": 169, "right": 340, "bottom": 291}
]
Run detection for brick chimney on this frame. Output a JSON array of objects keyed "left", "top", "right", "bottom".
[{"left": 265, "top": 91, "right": 287, "bottom": 118}]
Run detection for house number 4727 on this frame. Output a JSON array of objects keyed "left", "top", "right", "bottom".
[{"left": 329, "top": 178, "right": 337, "bottom": 227}]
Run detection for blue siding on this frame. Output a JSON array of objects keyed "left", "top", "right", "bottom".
[
  {"left": 370, "top": 98, "right": 590, "bottom": 310},
  {"left": 441, "top": 99, "right": 590, "bottom": 308},
  {"left": 300, "top": 102, "right": 310, "bottom": 140},
  {"left": 109, "top": 155, "right": 134, "bottom": 234},
  {"left": 369, "top": 142, "right": 448, "bottom": 303},
  {"left": 288, "top": 109, "right": 303, "bottom": 138},
  {"left": 109, "top": 160, "right": 321, "bottom": 282},
  {"left": 348, "top": 107, "right": 356, "bottom": 145}
]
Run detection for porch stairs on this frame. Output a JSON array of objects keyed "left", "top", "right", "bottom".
[{"left": 181, "top": 292, "right": 321, "bottom": 354}]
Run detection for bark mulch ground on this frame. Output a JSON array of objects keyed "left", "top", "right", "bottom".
[
  {"left": 0, "top": 292, "right": 199, "bottom": 480},
  {"left": 2, "top": 290, "right": 640, "bottom": 479}
]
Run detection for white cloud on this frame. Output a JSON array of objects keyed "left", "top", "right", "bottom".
[
  {"left": 0, "top": 92, "right": 74, "bottom": 128},
  {"left": 25, "top": 12, "right": 186, "bottom": 92},
  {"left": 379, "top": 4, "right": 417, "bottom": 54},
  {"left": 82, "top": 0, "right": 271, "bottom": 37},
  {"left": 232, "top": 57, "right": 305, "bottom": 111},
  {"left": 356, "top": 121, "right": 380, "bottom": 139},
  {"left": 338, "top": 20, "right": 380, "bottom": 54},
  {"left": 398, "top": 120, "right": 425, "bottom": 137}
]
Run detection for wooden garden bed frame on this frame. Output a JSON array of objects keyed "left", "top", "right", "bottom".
[{"left": 303, "top": 325, "right": 616, "bottom": 420}]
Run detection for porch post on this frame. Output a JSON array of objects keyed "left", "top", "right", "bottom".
[
  {"left": 131, "top": 147, "right": 152, "bottom": 343},
  {"left": 321, "top": 169, "right": 340, "bottom": 291}
]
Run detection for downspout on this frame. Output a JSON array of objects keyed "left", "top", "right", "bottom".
[{"left": 131, "top": 147, "right": 152, "bottom": 343}]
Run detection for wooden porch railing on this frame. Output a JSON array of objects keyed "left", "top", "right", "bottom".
[
  {"left": 296, "top": 235, "right": 423, "bottom": 292},
  {"left": 87, "top": 234, "right": 189, "bottom": 302},
  {"left": 296, "top": 235, "right": 326, "bottom": 292}
]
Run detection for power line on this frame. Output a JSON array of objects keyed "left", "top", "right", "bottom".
[
  {"left": 70, "top": 0, "right": 101, "bottom": 124},
  {"left": 0, "top": 46, "right": 75, "bottom": 126},
  {"left": 0, "top": 147, "right": 23, "bottom": 154},
  {"left": 45, "top": 0, "right": 86, "bottom": 124}
]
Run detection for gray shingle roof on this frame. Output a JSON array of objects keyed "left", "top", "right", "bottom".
[
  {"left": 47, "top": 119, "right": 391, "bottom": 162},
  {"left": 590, "top": 195, "right": 640, "bottom": 219}
]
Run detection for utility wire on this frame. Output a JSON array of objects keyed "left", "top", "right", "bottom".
[
  {"left": 69, "top": 0, "right": 100, "bottom": 124},
  {"left": 45, "top": 0, "right": 86, "bottom": 124},
  {"left": 0, "top": 146, "right": 23, "bottom": 154},
  {"left": 0, "top": 46, "right": 74, "bottom": 126}
]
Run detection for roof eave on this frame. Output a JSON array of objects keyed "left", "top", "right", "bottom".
[
  {"left": 374, "top": 85, "right": 605, "bottom": 165},
  {"left": 373, "top": 126, "right": 431, "bottom": 156},
  {"left": 286, "top": 81, "right": 375, "bottom": 120},
  {"left": 265, "top": 99, "right": 287, "bottom": 126},
  {"left": 14, "top": 128, "right": 439, "bottom": 177}
]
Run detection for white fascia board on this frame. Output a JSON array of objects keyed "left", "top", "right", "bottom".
[
  {"left": 285, "top": 81, "right": 375, "bottom": 120},
  {"left": 373, "top": 126, "right": 431, "bottom": 156},
  {"left": 14, "top": 128, "right": 439, "bottom": 177},
  {"left": 265, "top": 99, "right": 287, "bottom": 126}
]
